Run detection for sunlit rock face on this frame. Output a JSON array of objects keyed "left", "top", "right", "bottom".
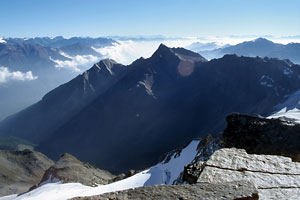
[{"left": 197, "top": 148, "right": 300, "bottom": 200}]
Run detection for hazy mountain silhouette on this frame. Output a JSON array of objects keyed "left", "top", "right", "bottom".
[
  {"left": 0, "top": 37, "right": 115, "bottom": 119},
  {"left": 200, "top": 38, "right": 300, "bottom": 64}
]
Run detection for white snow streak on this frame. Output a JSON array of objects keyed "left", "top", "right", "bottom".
[{"left": 268, "top": 89, "right": 300, "bottom": 123}]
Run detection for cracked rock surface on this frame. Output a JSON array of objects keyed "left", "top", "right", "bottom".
[
  {"left": 72, "top": 180, "right": 258, "bottom": 200},
  {"left": 197, "top": 148, "right": 300, "bottom": 200}
]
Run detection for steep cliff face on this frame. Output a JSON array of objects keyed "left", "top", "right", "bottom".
[{"left": 223, "top": 113, "right": 300, "bottom": 161}]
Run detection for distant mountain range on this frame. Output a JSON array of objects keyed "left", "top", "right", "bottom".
[
  {"left": 185, "top": 42, "right": 228, "bottom": 52},
  {"left": 1, "top": 44, "right": 300, "bottom": 174},
  {"left": 2, "top": 37, "right": 300, "bottom": 120},
  {"left": 0, "top": 37, "right": 115, "bottom": 119},
  {"left": 200, "top": 38, "right": 300, "bottom": 64}
]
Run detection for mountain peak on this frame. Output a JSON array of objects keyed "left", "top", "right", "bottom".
[
  {"left": 253, "top": 37, "right": 273, "bottom": 43},
  {"left": 154, "top": 43, "right": 172, "bottom": 55},
  {"left": 91, "top": 59, "right": 119, "bottom": 75},
  {"left": 152, "top": 43, "right": 207, "bottom": 62},
  {"left": 97, "top": 58, "right": 118, "bottom": 67}
]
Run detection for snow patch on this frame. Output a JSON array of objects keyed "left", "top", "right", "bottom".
[
  {"left": 283, "top": 67, "right": 293, "bottom": 77},
  {"left": 259, "top": 75, "right": 274, "bottom": 88},
  {"left": 0, "top": 194, "right": 18, "bottom": 200},
  {"left": 138, "top": 72, "right": 155, "bottom": 98},
  {"left": 143, "top": 140, "right": 199, "bottom": 185},
  {"left": 268, "top": 89, "right": 300, "bottom": 123}
]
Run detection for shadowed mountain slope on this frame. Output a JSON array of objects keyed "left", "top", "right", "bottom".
[{"left": 1, "top": 44, "right": 300, "bottom": 173}]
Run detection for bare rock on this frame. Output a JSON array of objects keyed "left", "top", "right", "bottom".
[
  {"left": 0, "top": 149, "right": 54, "bottom": 196},
  {"left": 72, "top": 181, "right": 258, "bottom": 200},
  {"left": 223, "top": 113, "right": 300, "bottom": 161},
  {"left": 39, "top": 153, "right": 115, "bottom": 187},
  {"left": 183, "top": 161, "right": 205, "bottom": 184},
  {"left": 198, "top": 148, "right": 300, "bottom": 199}
]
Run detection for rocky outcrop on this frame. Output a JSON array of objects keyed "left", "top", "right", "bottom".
[
  {"left": 177, "top": 135, "right": 221, "bottom": 184},
  {"left": 38, "top": 153, "right": 115, "bottom": 186},
  {"left": 223, "top": 113, "right": 300, "bottom": 161},
  {"left": 196, "top": 148, "right": 300, "bottom": 199},
  {"left": 183, "top": 161, "right": 205, "bottom": 184},
  {"left": 0, "top": 149, "right": 54, "bottom": 196},
  {"left": 110, "top": 169, "right": 137, "bottom": 183},
  {"left": 72, "top": 180, "right": 258, "bottom": 200}
]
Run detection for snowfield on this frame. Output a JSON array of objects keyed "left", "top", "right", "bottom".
[
  {"left": 268, "top": 89, "right": 300, "bottom": 123},
  {"left": 0, "top": 141, "right": 199, "bottom": 200}
]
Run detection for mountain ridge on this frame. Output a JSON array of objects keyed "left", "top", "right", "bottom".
[
  {"left": 2, "top": 44, "right": 300, "bottom": 173},
  {"left": 200, "top": 37, "right": 300, "bottom": 64}
]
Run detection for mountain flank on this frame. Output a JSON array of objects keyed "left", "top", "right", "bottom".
[{"left": 1, "top": 44, "right": 300, "bottom": 174}]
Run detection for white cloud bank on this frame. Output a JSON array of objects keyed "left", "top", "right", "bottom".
[
  {"left": 92, "top": 39, "right": 201, "bottom": 65},
  {"left": 91, "top": 36, "right": 300, "bottom": 65},
  {"left": 50, "top": 52, "right": 99, "bottom": 72},
  {"left": 0, "top": 67, "right": 37, "bottom": 84},
  {"left": 48, "top": 36, "right": 300, "bottom": 71}
]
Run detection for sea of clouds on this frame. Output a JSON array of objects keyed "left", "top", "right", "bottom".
[{"left": 91, "top": 35, "right": 300, "bottom": 66}]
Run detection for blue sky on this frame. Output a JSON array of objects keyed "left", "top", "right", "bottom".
[{"left": 1, "top": 0, "right": 300, "bottom": 38}]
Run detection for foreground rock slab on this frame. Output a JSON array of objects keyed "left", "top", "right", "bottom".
[
  {"left": 198, "top": 148, "right": 300, "bottom": 200},
  {"left": 72, "top": 181, "right": 258, "bottom": 200}
]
